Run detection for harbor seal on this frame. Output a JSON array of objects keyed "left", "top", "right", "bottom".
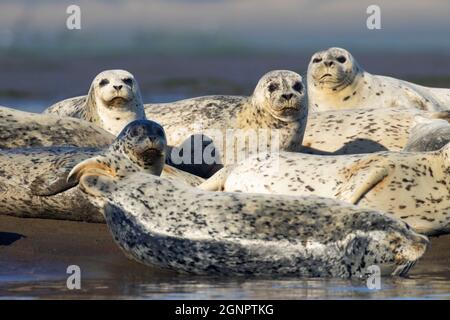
[
  {"left": 404, "top": 116, "right": 450, "bottom": 152},
  {"left": 302, "top": 106, "right": 450, "bottom": 154},
  {"left": 201, "top": 146, "right": 450, "bottom": 236},
  {"left": 145, "top": 70, "right": 308, "bottom": 176},
  {"left": 67, "top": 153, "right": 428, "bottom": 277},
  {"left": 44, "top": 70, "right": 146, "bottom": 135},
  {"left": 0, "top": 120, "right": 203, "bottom": 223},
  {"left": 308, "top": 47, "right": 449, "bottom": 112},
  {"left": 0, "top": 105, "right": 114, "bottom": 149}
]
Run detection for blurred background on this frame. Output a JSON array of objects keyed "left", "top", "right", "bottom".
[{"left": 0, "top": 0, "right": 449, "bottom": 111}]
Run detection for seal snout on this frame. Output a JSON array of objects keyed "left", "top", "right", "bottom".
[{"left": 395, "top": 232, "right": 429, "bottom": 268}]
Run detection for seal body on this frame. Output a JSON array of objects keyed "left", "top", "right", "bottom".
[
  {"left": 308, "top": 47, "right": 449, "bottom": 112},
  {"left": 0, "top": 147, "right": 103, "bottom": 222},
  {"left": 44, "top": 70, "right": 146, "bottom": 135},
  {"left": 404, "top": 117, "right": 450, "bottom": 152},
  {"left": 145, "top": 70, "right": 308, "bottom": 175},
  {"left": 0, "top": 106, "right": 114, "bottom": 149},
  {"left": 209, "top": 147, "right": 450, "bottom": 236},
  {"left": 0, "top": 121, "right": 203, "bottom": 222},
  {"left": 302, "top": 106, "right": 450, "bottom": 154},
  {"left": 71, "top": 164, "right": 428, "bottom": 278}
]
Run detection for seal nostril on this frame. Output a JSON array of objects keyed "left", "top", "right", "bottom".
[
  {"left": 324, "top": 61, "right": 333, "bottom": 67},
  {"left": 282, "top": 94, "right": 294, "bottom": 101},
  {"left": 113, "top": 85, "right": 123, "bottom": 91}
]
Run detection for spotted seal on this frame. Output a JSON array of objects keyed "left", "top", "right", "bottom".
[
  {"left": 144, "top": 70, "right": 308, "bottom": 176},
  {"left": 404, "top": 116, "right": 450, "bottom": 152},
  {"left": 0, "top": 120, "right": 203, "bottom": 223},
  {"left": 302, "top": 106, "right": 450, "bottom": 154},
  {"left": 44, "top": 70, "right": 146, "bottom": 135},
  {"left": 308, "top": 47, "right": 449, "bottom": 112},
  {"left": 201, "top": 146, "right": 450, "bottom": 236},
  {"left": 0, "top": 105, "right": 114, "bottom": 149},
  {"left": 67, "top": 151, "right": 428, "bottom": 277}
]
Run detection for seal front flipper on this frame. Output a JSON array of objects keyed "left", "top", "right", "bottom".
[
  {"left": 30, "top": 155, "right": 109, "bottom": 197},
  {"left": 30, "top": 171, "right": 79, "bottom": 196},
  {"left": 335, "top": 160, "right": 389, "bottom": 205},
  {"left": 29, "top": 156, "right": 90, "bottom": 196}
]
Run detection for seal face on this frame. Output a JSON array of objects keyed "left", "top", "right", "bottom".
[
  {"left": 307, "top": 47, "right": 448, "bottom": 112},
  {"left": 0, "top": 120, "right": 203, "bottom": 222},
  {"left": 204, "top": 146, "right": 450, "bottom": 236},
  {"left": 0, "top": 105, "right": 114, "bottom": 149},
  {"left": 145, "top": 70, "right": 308, "bottom": 177},
  {"left": 302, "top": 106, "right": 450, "bottom": 154},
  {"left": 45, "top": 70, "right": 146, "bottom": 135},
  {"left": 69, "top": 157, "right": 428, "bottom": 277}
]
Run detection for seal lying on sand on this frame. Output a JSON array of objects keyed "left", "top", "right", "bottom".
[
  {"left": 302, "top": 107, "right": 450, "bottom": 154},
  {"left": 200, "top": 145, "right": 450, "bottom": 236},
  {"left": 44, "top": 70, "right": 146, "bottom": 135},
  {"left": 0, "top": 105, "right": 114, "bottom": 149},
  {"left": 404, "top": 116, "right": 450, "bottom": 152},
  {"left": 308, "top": 47, "right": 450, "bottom": 112},
  {"left": 0, "top": 120, "right": 203, "bottom": 223},
  {"left": 66, "top": 141, "right": 428, "bottom": 277}
]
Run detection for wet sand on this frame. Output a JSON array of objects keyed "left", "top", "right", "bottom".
[{"left": 1, "top": 215, "right": 450, "bottom": 299}]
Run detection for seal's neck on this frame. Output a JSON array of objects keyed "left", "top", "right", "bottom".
[
  {"left": 235, "top": 98, "right": 306, "bottom": 151},
  {"left": 108, "top": 146, "right": 165, "bottom": 177},
  {"left": 308, "top": 71, "right": 366, "bottom": 111},
  {"left": 95, "top": 101, "right": 146, "bottom": 136}
]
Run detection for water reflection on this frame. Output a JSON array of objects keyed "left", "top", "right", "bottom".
[{"left": 2, "top": 274, "right": 450, "bottom": 300}]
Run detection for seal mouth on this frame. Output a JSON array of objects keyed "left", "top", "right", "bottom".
[
  {"left": 106, "top": 96, "right": 131, "bottom": 106},
  {"left": 319, "top": 73, "right": 333, "bottom": 80},
  {"left": 111, "top": 96, "right": 129, "bottom": 102},
  {"left": 140, "top": 147, "right": 164, "bottom": 158},
  {"left": 278, "top": 105, "right": 300, "bottom": 112}
]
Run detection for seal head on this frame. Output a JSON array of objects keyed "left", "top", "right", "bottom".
[
  {"left": 67, "top": 120, "right": 167, "bottom": 191},
  {"left": 308, "top": 47, "right": 361, "bottom": 92},
  {"left": 85, "top": 70, "right": 146, "bottom": 135},
  {"left": 251, "top": 70, "right": 307, "bottom": 122}
]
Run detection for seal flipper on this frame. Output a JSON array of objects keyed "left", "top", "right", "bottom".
[
  {"left": 335, "top": 161, "right": 389, "bottom": 205},
  {"left": 29, "top": 155, "right": 92, "bottom": 196},
  {"left": 30, "top": 171, "right": 79, "bottom": 196}
]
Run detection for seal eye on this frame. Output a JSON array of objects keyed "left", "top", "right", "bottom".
[
  {"left": 292, "top": 81, "right": 303, "bottom": 92},
  {"left": 313, "top": 58, "right": 322, "bottom": 63},
  {"left": 268, "top": 83, "right": 279, "bottom": 93},
  {"left": 156, "top": 127, "right": 164, "bottom": 136},
  {"left": 99, "top": 79, "right": 109, "bottom": 87},
  {"left": 123, "top": 78, "right": 133, "bottom": 87},
  {"left": 337, "top": 56, "right": 347, "bottom": 63}
]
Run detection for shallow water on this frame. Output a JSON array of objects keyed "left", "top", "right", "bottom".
[{"left": 2, "top": 271, "right": 450, "bottom": 300}]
